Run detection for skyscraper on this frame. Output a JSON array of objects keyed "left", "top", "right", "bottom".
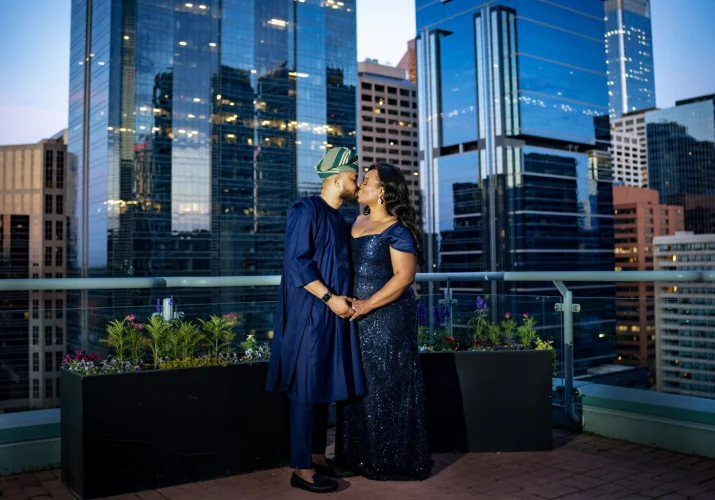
[
  {"left": 0, "top": 132, "right": 68, "bottom": 411},
  {"left": 416, "top": 0, "right": 616, "bottom": 370},
  {"left": 357, "top": 60, "right": 420, "bottom": 217},
  {"left": 654, "top": 232, "right": 715, "bottom": 399},
  {"left": 604, "top": 0, "right": 656, "bottom": 118},
  {"left": 396, "top": 39, "right": 417, "bottom": 85},
  {"left": 613, "top": 186, "right": 683, "bottom": 384},
  {"left": 646, "top": 95, "right": 715, "bottom": 235},
  {"left": 610, "top": 109, "right": 652, "bottom": 187},
  {"left": 67, "top": 0, "right": 357, "bottom": 351}
]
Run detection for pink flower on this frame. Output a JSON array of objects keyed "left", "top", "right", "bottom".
[
  {"left": 523, "top": 312, "right": 529, "bottom": 318},
  {"left": 135, "top": 324, "right": 144, "bottom": 330},
  {"left": 505, "top": 312, "right": 511, "bottom": 319},
  {"left": 125, "top": 314, "right": 136, "bottom": 322}
]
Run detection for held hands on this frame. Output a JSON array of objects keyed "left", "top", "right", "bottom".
[
  {"left": 349, "top": 299, "right": 374, "bottom": 321},
  {"left": 327, "top": 295, "right": 356, "bottom": 319}
]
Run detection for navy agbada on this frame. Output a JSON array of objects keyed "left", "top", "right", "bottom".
[{"left": 266, "top": 196, "right": 365, "bottom": 404}]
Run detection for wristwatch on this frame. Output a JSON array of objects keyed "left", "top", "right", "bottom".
[{"left": 321, "top": 291, "right": 333, "bottom": 304}]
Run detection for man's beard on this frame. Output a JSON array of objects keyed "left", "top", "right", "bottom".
[{"left": 339, "top": 186, "right": 359, "bottom": 204}]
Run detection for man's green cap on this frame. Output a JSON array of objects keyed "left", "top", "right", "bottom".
[{"left": 314, "top": 147, "right": 359, "bottom": 179}]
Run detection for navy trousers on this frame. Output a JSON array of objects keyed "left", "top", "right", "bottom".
[{"left": 290, "top": 400, "right": 328, "bottom": 469}]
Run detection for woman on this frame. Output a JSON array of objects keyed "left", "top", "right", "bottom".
[{"left": 335, "top": 163, "right": 432, "bottom": 481}]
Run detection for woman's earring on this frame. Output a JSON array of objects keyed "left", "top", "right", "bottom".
[{"left": 378, "top": 196, "right": 384, "bottom": 205}]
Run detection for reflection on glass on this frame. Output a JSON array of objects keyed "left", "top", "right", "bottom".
[
  {"left": 418, "top": 1, "right": 616, "bottom": 372},
  {"left": 647, "top": 97, "right": 715, "bottom": 234},
  {"left": 67, "top": 0, "right": 358, "bottom": 376}
]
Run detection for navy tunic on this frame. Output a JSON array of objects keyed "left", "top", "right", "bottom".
[{"left": 266, "top": 196, "right": 365, "bottom": 404}]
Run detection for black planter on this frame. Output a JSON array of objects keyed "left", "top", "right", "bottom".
[
  {"left": 419, "top": 351, "right": 552, "bottom": 453},
  {"left": 61, "top": 362, "right": 289, "bottom": 499}
]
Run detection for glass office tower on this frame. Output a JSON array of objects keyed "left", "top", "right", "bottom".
[
  {"left": 416, "top": 0, "right": 616, "bottom": 372},
  {"left": 647, "top": 95, "right": 715, "bottom": 235},
  {"left": 604, "top": 0, "right": 656, "bottom": 118},
  {"left": 67, "top": 0, "right": 357, "bottom": 350}
]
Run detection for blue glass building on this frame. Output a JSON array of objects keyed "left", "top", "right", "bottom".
[
  {"left": 604, "top": 0, "right": 656, "bottom": 118},
  {"left": 416, "top": 0, "right": 616, "bottom": 371},
  {"left": 67, "top": 0, "right": 357, "bottom": 350},
  {"left": 647, "top": 95, "right": 715, "bottom": 235}
]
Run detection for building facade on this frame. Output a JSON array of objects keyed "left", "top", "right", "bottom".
[
  {"left": 68, "top": 0, "right": 357, "bottom": 351},
  {"left": 415, "top": 0, "right": 616, "bottom": 370},
  {"left": 0, "top": 132, "right": 68, "bottom": 411},
  {"left": 610, "top": 110, "right": 651, "bottom": 187},
  {"left": 396, "top": 39, "right": 417, "bottom": 85},
  {"left": 613, "top": 186, "right": 683, "bottom": 383},
  {"left": 646, "top": 95, "right": 715, "bottom": 235},
  {"left": 604, "top": 0, "right": 656, "bottom": 118},
  {"left": 358, "top": 60, "right": 420, "bottom": 217},
  {"left": 654, "top": 232, "right": 715, "bottom": 399}
]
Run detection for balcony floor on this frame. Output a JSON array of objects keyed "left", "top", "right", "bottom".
[{"left": 3, "top": 430, "right": 715, "bottom": 500}]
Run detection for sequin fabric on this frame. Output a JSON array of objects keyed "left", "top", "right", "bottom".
[{"left": 335, "top": 234, "right": 432, "bottom": 481}]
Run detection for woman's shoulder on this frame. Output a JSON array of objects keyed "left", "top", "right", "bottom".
[{"left": 381, "top": 222, "right": 416, "bottom": 253}]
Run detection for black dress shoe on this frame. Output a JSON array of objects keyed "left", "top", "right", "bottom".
[
  {"left": 291, "top": 472, "right": 338, "bottom": 493},
  {"left": 312, "top": 458, "right": 358, "bottom": 478}
]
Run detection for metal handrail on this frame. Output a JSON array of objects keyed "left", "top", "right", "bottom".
[
  {"left": 1, "top": 270, "right": 712, "bottom": 428},
  {"left": 0, "top": 270, "right": 711, "bottom": 291}
]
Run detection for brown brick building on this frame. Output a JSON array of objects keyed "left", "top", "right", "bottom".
[{"left": 613, "top": 186, "right": 684, "bottom": 382}]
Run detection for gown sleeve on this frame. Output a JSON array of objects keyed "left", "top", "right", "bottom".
[
  {"left": 383, "top": 223, "right": 417, "bottom": 254},
  {"left": 285, "top": 202, "right": 321, "bottom": 287}
]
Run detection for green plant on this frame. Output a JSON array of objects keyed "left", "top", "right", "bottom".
[
  {"left": 164, "top": 319, "right": 203, "bottom": 360},
  {"left": 535, "top": 337, "right": 557, "bottom": 376},
  {"left": 467, "top": 296, "right": 490, "bottom": 345},
  {"left": 487, "top": 322, "right": 502, "bottom": 346},
  {"left": 198, "top": 313, "right": 237, "bottom": 360},
  {"left": 517, "top": 313, "right": 538, "bottom": 348},
  {"left": 417, "top": 325, "right": 433, "bottom": 352},
  {"left": 240, "top": 334, "right": 271, "bottom": 362},
  {"left": 500, "top": 312, "right": 517, "bottom": 346},
  {"left": 101, "top": 319, "right": 130, "bottom": 362},
  {"left": 159, "top": 356, "right": 233, "bottom": 370},
  {"left": 143, "top": 315, "right": 172, "bottom": 368},
  {"left": 100, "top": 314, "right": 146, "bottom": 362}
]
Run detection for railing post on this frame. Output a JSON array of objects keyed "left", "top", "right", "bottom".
[
  {"left": 554, "top": 280, "right": 581, "bottom": 426},
  {"left": 438, "top": 279, "right": 458, "bottom": 338}
]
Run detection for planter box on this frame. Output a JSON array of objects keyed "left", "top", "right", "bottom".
[
  {"left": 419, "top": 351, "right": 552, "bottom": 453},
  {"left": 61, "top": 362, "right": 289, "bottom": 499}
]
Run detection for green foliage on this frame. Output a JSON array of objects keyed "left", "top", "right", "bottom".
[
  {"left": 159, "top": 356, "right": 232, "bottom": 370},
  {"left": 100, "top": 315, "right": 146, "bottom": 362},
  {"left": 165, "top": 320, "right": 203, "bottom": 360},
  {"left": 198, "top": 314, "right": 236, "bottom": 360},
  {"left": 518, "top": 314, "right": 538, "bottom": 349},
  {"left": 143, "top": 315, "right": 173, "bottom": 368},
  {"left": 535, "top": 337, "right": 557, "bottom": 376}
]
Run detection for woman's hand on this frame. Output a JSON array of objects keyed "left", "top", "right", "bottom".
[{"left": 349, "top": 299, "right": 375, "bottom": 321}]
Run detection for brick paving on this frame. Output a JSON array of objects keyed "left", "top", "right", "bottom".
[{"left": 3, "top": 430, "right": 715, "bottom": 499}]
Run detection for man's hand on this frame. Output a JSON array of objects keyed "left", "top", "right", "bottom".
[{"left": 327, "top": 295, "right": 355, "bottom": 319}]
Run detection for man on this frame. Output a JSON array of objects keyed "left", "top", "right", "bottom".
[{"left": 266, "top": 147, "right": 366, "bottom": 493}]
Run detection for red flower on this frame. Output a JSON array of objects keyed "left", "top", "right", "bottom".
[
  {"left": 523, "top": 312, "right": 529, "bottom": 318},
  {"left": 125, "top": 314, "right": 136, "bottom": 322},
  {"left": 201, "top": 343, "right": 206, "bottom": 347},
  {"left": 444, "top": 336, "right": 455, "bottom": 343},
  {"left": 505, "top": 312, "right": 511, "bottom": 319}
]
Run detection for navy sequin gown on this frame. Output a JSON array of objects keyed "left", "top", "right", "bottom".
[{"left": 336, "top": 223, "right": 432, "bottom": 481}]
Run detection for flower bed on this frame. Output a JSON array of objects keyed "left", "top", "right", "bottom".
[
  {"left": 417, "top": 297, "right": 554, "bottom": 453},
  {"left": 60, "top": 311, "right": 286, "bottom": 500}
]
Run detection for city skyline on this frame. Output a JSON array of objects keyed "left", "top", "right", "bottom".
[{"left": 1, "top": 0, "right": 715, "bottom": 145}]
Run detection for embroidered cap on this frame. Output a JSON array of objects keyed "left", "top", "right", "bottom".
[{"left": 314, "top": 147, "right": 359, "bottom": 179}]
